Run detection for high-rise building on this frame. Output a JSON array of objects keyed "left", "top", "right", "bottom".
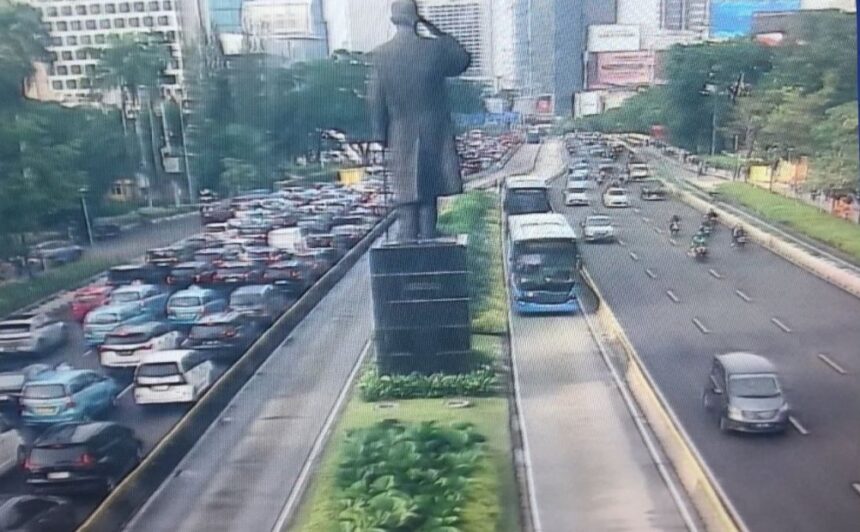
[
  {"left": 209, "top": 0, "right": 244, "bottom": 33},
  {"left": 241, "top": 0, "right": 328, "bottom": 61},
  {"left": 24, "top": 0, "right": 186, "bottom": 105},
  {"left": 491, "top": 0, "right": 518, "bottom": 90},
  {"left": 323, "top": 0, "right": 397, "bottom": 52},
  {"left": 800, "top": 0, "right": 856, "bottom": 11},
  {"left": 662, "top": 0, "right": 709, "bottom": 35},
  {"left": 418, "top": 0, "right": 494, "bottom": 81},
  {"left": 616, "top": 0, "right": 706, "bottom": 50}
]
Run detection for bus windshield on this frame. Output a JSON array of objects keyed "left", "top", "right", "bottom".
[{"left": 504, "top": 189, "right": 550, "bottom": 215}]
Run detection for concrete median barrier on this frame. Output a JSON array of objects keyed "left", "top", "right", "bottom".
[
  {"left": 78, "top": 213, "right": 395, "bottom": 532},
  {"left": 580, "top": 268, "right": 746, "bottom": 532},
  {"left": 669, "top": 185, "right": 860, "bottom": 299}
]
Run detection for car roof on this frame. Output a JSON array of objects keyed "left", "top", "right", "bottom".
[
  {"left": 231, "top": 285, "right": 270, "bottom": 295},
  {"left": 586, "top": 215, "right": 611, "bottom": 222},
  {"left": 36, "top": 421, "right": 117, "bottom": 445},
  {"left": 506, "top": 176, "right": 546, "bottom": 189},
  {"left": 139, "top": 349, "right": 197, "bottom": 364},
  {"left": 107, "top": 322, "right": 168, "bottom": 337},
  {"left": 24, "top": 369, "right": 92, "bottom": 386},
  {"left": 172, "top": 285, "right": 216, "bottom": 296},
  {"left": 173, "top": 261, "right": 208, "bottom": 269},
  {"left": 219, "top": 261, "right": 253, "bottom": 268},
  {"left": 716, "top": 352, "right": 777, "bottom": 375},
  {"left": 90, "top": 302, "right": 141, "bottom": 314},
  {"left": 194, "top": 311, "right": 244, "bottom": 325},
  {"left": 112, "top": 283, "right": 158, "bottom": 293}
]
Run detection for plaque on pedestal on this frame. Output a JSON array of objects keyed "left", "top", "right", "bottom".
[{"left": 369, "top": 235, "right": 472, "bottom": 375}]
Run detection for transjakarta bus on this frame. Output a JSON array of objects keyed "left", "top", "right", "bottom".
[
  {"left": 507, "top": 213, "right": 579, "bottom": 314},
  {"left": 502, "top": 175, "right": 551, "bottom": 216}
]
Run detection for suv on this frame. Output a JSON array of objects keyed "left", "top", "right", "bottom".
[
  {"left": 182, "top": 312, "right": 261, "bottom": 359},
  {"left": 29, "top": 241, "right": 83, "bottom": 266},
  {"left": 0, "top": 314, "right": 67, "bottom": 356},
  {"left": 229, "top": 285, "right": 290, "bottom": 324},
  {"left": 263, "top": 260, "right": 315, "bottom": 295},
  {"left": 703, "top": 352, "right": 790, "bottom": 434},
  {"left": 24, "top": 422, "right": 142, "bottom": 493}
]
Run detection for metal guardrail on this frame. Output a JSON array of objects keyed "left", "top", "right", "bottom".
[{"left": 78, "top": 212, "right": 395, "bottom": 532}]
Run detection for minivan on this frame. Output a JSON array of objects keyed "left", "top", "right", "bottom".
[
  {"left": 166, "top": 286, "right": 227, "bottom": 327},
  {"left": 133, "top": 350, "right": 214, "bottom": 405},
  {"left": 228, "top": 285, "right": 289, "bottom": 324},
  {"left": 702, "top": 352, "right": 790, "bottom": 434},
  {"left": 83, "top": 303, "right": 151, "bottom": 346},
  {"left": 564, "top": 180, "right": 591, "bottom": 206},
  {"left": 99, "top": 322, "right": 184, "bottom": 369}
]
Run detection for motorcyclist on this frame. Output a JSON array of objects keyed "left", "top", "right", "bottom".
[
  {"left": 731, "top": 224, "right": 746, "bottom": 246},
  {"left": 690, "top": 232, "right": 708, "bottom": 254},
  {"left": 705, "top": 208, "right": 719, "bottom": 226},
  {"left": 670, "top": 214, "right": 681, "bottom": 224},
  {"left": 669, "top": 215, "right": 681, "bottom": 235}
]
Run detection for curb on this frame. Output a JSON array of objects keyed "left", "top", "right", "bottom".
[
  {"left": 78, "top": 213, "right": 395, "bottom": 532},
  {"left": 579, "top": 268, "right": 746, "bottom": 532}
]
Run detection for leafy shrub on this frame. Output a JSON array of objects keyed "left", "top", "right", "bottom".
[
  {"left": 335, "top": 420, "right": 486, "bottom": 531},
  {"left": 359, "top": 367, "right": 498, "bottom": 402}
]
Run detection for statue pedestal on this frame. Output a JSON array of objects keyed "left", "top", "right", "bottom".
[{"left": 369, "top": 235, "right": 471, "bottom": 375}]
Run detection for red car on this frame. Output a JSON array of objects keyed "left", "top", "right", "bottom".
[{"left": 70, "top": 285, "right": 113, "bottom": 322}]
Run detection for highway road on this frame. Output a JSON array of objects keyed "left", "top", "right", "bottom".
[{"left": 554, "top": 141, "right": 860, "bottom": 532}]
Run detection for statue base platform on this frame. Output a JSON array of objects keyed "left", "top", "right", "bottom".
[{"left": 369, "top": 235, "right": 472, "bottom": 375}]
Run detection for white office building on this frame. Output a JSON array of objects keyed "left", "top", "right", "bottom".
[
  {"left": 241, "top": 0, "right": 328, "bottom": 61},
  {"left": 24, "top": 0, "right": 186, "bottom": 105},
  {"left": 323, "top": 0, "right": 397, "bottom": 53},
  {"left": 418, "top": 0, "right": 494, "bottom": 81},
  {"left": 490, "top": 0, "right": 517, "bottom": 90}
]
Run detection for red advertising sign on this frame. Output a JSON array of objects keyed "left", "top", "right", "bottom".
[{"left": 589, "top": 51, "right": 655, "bottom": 89}]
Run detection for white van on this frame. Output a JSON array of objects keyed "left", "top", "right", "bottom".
[
  {"left": 133, "top": 350, "right": 214, "bottom": 405},
  {"left": 268, "top": 227, "right": 306, "bottom": 254},
  {"left": 564, "top": 180, "right": 591, "bottom": 206}
]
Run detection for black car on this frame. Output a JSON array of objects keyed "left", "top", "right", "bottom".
[
  {"left": 107, "top": 264, "right": 170, "bottom": 287},
  {"left": 182, "top": 312, "right": 261, "bottom": 359},
  {"left": 166, "top": 262, "right": 217, "bottom": 288},
  {"left": 0, "top": 495, "right": 75, "bottom": 532},
  {"left": 91, "top": 222, "right": 121, "bottom": 240},
  {"left": 24, "top": 422, "right": 142, "bottom": 493},
  {"left": 640, "top": 180, "right": 668, "bottom": 201},
  {"left": 263, "top": 260, "right": 315, "bottom": 295},
  {"left": 212, "top": 262, "right": 265, "bottom": 285}
]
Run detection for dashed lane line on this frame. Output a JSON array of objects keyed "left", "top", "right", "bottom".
[
  {"left": 645, "top": 268, "right": 657, "bottom": 279},
  {"left": 629, "top": 252, "right": 639, "bottom": 261},
  {"left": 817, "top": 354, "right": 847, "bottom": 375},
  {"left": 735, "top": 289, "right": 752, "bottom": 302},
  {"left": 708, "top": 269, "right": 722, "bottom": 279},
  {"left": 771, "top": 317, "right": 793, "bottom": 333},
  {"left": 666, "top": 290, "right": 680, "bottom": 303},
  {"left": 692, "top": 317, "right": 711, "bottom": 334},
  {"left": 789, "top": 416, "right": 809, "bottom": 436}
]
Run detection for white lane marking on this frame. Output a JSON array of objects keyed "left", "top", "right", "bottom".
[
  {"left": 666, "top": 290, "right": 680, "bottom": 303},
  {"left": 817, "top": 354, "right": 847, "bottom": 375},
  {"left": 645, "top": 268, "right": 657, "bottom": 279},
  {"left": 642, "top": 216, "right": 652, "bottom": 223},
  {"left": 692, "top": 317, "right": 711, "bottom": 334},
  {"left": 617, "top": 239, "right": 627, "bottom": 247},
  {"left": 633, "top": 208, "right": 641, "bottom": 214},
  {"left": 118, "top": 383, "right": 133, "bottom": 398},
  {"left": 789, "top": 416, "right": 809, "bottom": 436},
  {"left": 271, "top": 339, "right": 375, "bottom": 532},
  {"left": 708, "top": 269, "right": 722, "bottom": 279},
  {"left": 668, "top": 238, "right": 677, "bottom": 246},
  {"left": 771, "top": 317, "right": 793, "bottom": 333},
  {"left": 654, "top": 227, "right": 664, "bottom": 235},
  {"left": 629, "top": 252, "right": 639, "bottom": 261},
  {"left": 83, "top": 349, "right": 94, "bottom": 357},
  {"left": 735, "top": 289, "right": 752, "bottom": 302},
  {"left": 852, "top": 483, "right": 860, "bottom": 497}
]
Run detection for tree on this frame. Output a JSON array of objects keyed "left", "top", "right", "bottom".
[
  {"left": 92, "top": 33, "right": 171, "bottom": 205},
  {"left": 220, "top": 158, "right": 261, "bottom": 195},
  {"left": 447, "top": 79, "right": 485, "bottom": 115},
  {"left": 0, "top": 0, "right": 49, "bottom": 109}
]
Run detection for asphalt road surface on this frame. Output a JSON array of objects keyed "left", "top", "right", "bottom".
[{"left": 555, "top": 143, "right": 860, "bottom": 532}]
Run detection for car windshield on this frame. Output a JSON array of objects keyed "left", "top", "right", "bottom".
[
  {"left": 29, "top": 445, "right": 86, "bottom": 467},
  {"left": 231, "top": 294, "right": 261, "bottom": 306},
  {"left": 587, "top": 217, "right": 611, "bottom": 227},
  {"left": 607, "top": 189, "right": 625, "bottom": 196},
  {"left": 111, "top": 291, "right": 140, "bottom": 303},
  {"left": 22, "top": 384, "right": 65, "bottom": 399},
  {"left": 137, "top": 363, "right": 181, "bottom": 378},
  {"left": 170, "top": 296, "right": 202, "bottom": 308},
  {"left": 104, "top": 332, "right": 150, "bottom": 345},
  {"left": 87, "top": 313, "right": 119, "bottom": 325},
  {"left": 172, "top": 267, "right": 198, "bottom": 276},
  {"left": 729, "top": 375, "right": 781, "bottom": 399}
]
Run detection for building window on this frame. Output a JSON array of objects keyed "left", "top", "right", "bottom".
[
  {"left": 76, "top": 49, "right": 88, "bottom": 59},
  {"left": 56, "top": 65, "right": 69, "bottom": 75},
  {"left": 85, "top": 20, "right": 96, "bottom": 30},
  {"left": 94, "top": 34, "right": 106, "bottom": 44},
  {"left": 71, "top": 20, "right": 82, "bottom": 30},
  {"left": 114, "top": 18, "right": 125, "bottom": 28},
  {"left": 105, "top": 3, "right": 115, "bottom": 13},
  {"left": 81, "top": 78, "right": 91, "bottom": 88},
  {"left": 99, "top": 19, "right": 111, "bottom": 29},
  {"left": 67, "top": 80, "right": 78, "bottom": 89},
  {"left": 66, "top": 36, "right": 77, "bottom": 45},
  {"left": 133, "top": 2, "right": 144, "bottom": 12},
  {"left": 52, "top": 80, "right": 63, "bottom": 90},
  {"left": 61, "top": 6, "right": 72, "bottom": 15},
  {"left": 80, "top": 35, "right": 92, "bottom": 45},
  {"left": 157, "top": 15, "right": 168, "bottom": 26},
  {"left": 71, "top": 65, "right": 82, "bottom": 75},
  {"left": 56, "top": 21, "right": 67, "bottom": 31},
  {"left": 46, "top": 6, "right": 57, "bottom": 16},
  {"left": 49, "top": 51, "right": 58, "bottom": 62},
  {"left": 61, "top": 51, "right": 73, "bottom": 60},
  {"left": 129, "top": 17, "right": 140, "bottom": 27},
  {"left": 90, "top": 4, "right": 101, "bottom": 14},
  {"left": 147, "top": 1, "right": 158, "bottom": 10},
  {"left": 75, "top": 5, "right": 87, "bottom": 15},
  {"left": 162, "top": 0, "right": 171, "bottom": 9},
  {"left": 85, "top": 64, "right": 96, "bottom": 75},
  {"left": 143, "top": 16, "right": 153, "bottom": 27},
  {"left": 165, "top": 30, "right": 176, "bottom": 42},
  {"left": 119, "top": 2, "right": 129, "bottom": 12}
]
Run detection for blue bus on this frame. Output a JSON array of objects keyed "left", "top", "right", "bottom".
[{"left": 507, "top": 213, "right": 580, "bottom": 314}]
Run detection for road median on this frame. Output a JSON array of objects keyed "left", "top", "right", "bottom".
[
  {"left": 580, "top": 267, "right": 746, "bottom": 532},
  {"left": 78, "top": 212, "right": 394, "bottom": 532}
]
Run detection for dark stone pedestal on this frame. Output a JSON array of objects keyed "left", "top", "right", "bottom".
[{"left": 369, "top": 235, "right": 471, "bottom": 375}]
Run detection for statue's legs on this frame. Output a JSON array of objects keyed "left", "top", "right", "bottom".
[
  {"left": 396, "top": 199, "right": 438, "bottom": 241},
  {"left": 418, "top": 201, "right": 438, "bottom": 239}
]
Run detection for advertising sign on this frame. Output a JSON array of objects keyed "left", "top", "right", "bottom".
[
  {"left": 574, "top": 91, "right": 602, "bottom": 118},
  {"left": 587, "top": 24, "right": 641, "bottom": 53},
  {"left": 589, "top": 51, "right": 655, "bottom": 89},
  {"left": 242, "top": 0, "right": 312, "bottom": 36},
  {"left": 710, "top": 0, "right": 800, "bottom": 37}
]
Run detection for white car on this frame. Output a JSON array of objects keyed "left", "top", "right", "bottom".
[
  {"left": 581, "top": 215, "right": 616, "bottom": 242},
  {"left": 99, "top": 322, "right": 184, "bottom": 369},
  {"left": 134, "top": 350, "right": 214, "bottom": 405},
  {"left": 0, "top": 313, "right": 67, "bottom": 356},
  {"left": 0, "top": 420, "right": 23, "bottom": 476},
  {"left": 603, "top": 187, "right": 630, "bottom": 208},
  {"left": 564, "top": 180, "right": 591, "bottom": 206}
]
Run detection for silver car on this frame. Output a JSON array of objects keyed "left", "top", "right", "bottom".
[
  {"left": 581, "top": 215, "right": 615, "bottom": 243},
  {"left": 0, "top": 313, "right": 67, "bottom": 355},
  {"left": 703, "top": 352, "right": 790, "bottom": 434}
]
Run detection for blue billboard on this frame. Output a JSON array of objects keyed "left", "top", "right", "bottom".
[{"left": 711, "top": 0, "right": 800, "bottom": 37}]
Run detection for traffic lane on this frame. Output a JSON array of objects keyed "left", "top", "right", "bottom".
[
  {"left": 555, "top": 179, "right": 860, "bottom": 530},
  {"left": 466, "top": 143, "right": 540, "bottom": 189},
  {"left": 511, "top": 309, "right": 691, "bottom": 531},
  {"left": 86, "top": 215, "right": 202, "bottom": 262},
  {"left": 124, "top": 253, "right": 375, "bottom": 532}
]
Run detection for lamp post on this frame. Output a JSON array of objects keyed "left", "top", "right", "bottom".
[{"left": 79, "top": 187, "right": 94, "bottom": 246}]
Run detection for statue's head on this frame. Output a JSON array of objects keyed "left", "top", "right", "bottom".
[{"left": 391, "top": 0, "right": 419, "bottom": 27}]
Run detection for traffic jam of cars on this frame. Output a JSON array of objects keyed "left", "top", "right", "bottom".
[
  {"left": 0, "top": 178, "right": 388, "bottom": 509},
  {"left": 458, "top": 129, "right": 521, "bottom": 176}
]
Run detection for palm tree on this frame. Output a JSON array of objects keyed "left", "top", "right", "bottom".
[
  {"left": 0, "top": 0, "right": 50, "bottom": 109},
  {"left": 91, "top": 33, "right": 171, "bottom": 206}
]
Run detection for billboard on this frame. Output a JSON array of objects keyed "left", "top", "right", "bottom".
[
  {"left": 587, "top": 24, "right": 640, "bottom": 53},
  {"left": 574, "top": 91, "right": 603, "bottom": 118},
  {"left": 710, "top": 0, "right": 800, "bottom": 37},
  {"left": 588, "top": 51, "right": 655, "bottom": 89},
  {"left": 242, "top": 0, "right": 312, "bottom": 36}
]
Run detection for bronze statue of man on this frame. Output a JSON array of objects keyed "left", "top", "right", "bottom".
[{"left": 369, "top": 0, "right": 471, "bottom": 241}]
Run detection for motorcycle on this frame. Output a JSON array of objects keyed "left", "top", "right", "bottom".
[
  {"left": 669, "top": 221, "right": 680, "bottom": 236},
  {"left": 699, "top": 223, "right": 712, "bottom": 237},
  {"left": 688, "top": 244, "right": 709, "bottom": 261},
  {"left": 732, "top": 233, "right": 748, "bottom": 248}
]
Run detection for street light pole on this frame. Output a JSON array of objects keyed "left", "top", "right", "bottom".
[
  {"left": 176, "top": 97, "right": 196, "bottom": 203},
  {"left": 79, "top": 188, "right": 94, "bottom": 246},
  {"left": 710, "top": 92, "right": 718, "bottom": 156}
]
